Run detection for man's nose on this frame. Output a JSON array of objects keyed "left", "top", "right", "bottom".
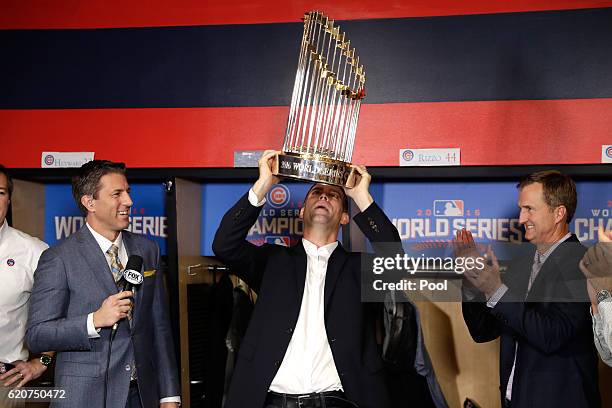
[
  {"left": 319, "top": 193, "right": 329, "bottom": 201},
  {"left": 124, "top": 193, "right": 134, "bottom": 207},
  {"left": 518, "top": 210, "right": 527, "bottom": 224}
]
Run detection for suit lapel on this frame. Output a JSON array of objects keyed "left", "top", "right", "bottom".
[
  {"left": 324, "top": 244, "right": 348, "bottom": 313},
  {"left": 122, "top": 231, "right": 145, "bottom": 324},
  {"left": 514, "top": 247, "right": 535, "bottom": 298},
  {"left": 76, "top": 227, "right": 117, "bottom": 297}
]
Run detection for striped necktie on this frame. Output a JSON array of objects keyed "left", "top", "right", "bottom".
[
  {"left": 106, "top": 244, "right": 123, "bottom": 284},
  {"left": 527, "top": 252, "right": 543, "bottom": 293},
  {"left": 106, "top": 243, "right": 136, "bottom": 380}
]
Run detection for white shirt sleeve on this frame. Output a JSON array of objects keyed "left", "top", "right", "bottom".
[
  {"left": 87, "top": 313, "right": 101, "bottom": 338},
  {"left": 486, "top": 284, "right": 509, "bottom": 308},
  {"left": 248, "top": 189, "right": 266, "bottom": 207},
  {"left": 593, "top": 302, "right": 612, "bottom": 367},
  {"left": 160, "top": 396, "right": 181, "bottom": 404}
]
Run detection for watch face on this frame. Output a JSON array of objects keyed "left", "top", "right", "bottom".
[
  {"left": 40, "top": 355, "right": 52, "bottom": 366},
  {"left": 597, "top": 289, "right": 612, "bottom": 304}
]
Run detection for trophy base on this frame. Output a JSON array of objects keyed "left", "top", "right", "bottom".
[{"left": 274, "top": 152, "right": 355, "bottom": 188}]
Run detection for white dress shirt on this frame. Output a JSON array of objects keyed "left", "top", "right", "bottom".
[
  {"left": 85, "top": 224, "right": 180, "bottom": 405},
  {"left": 0, "top": 220, "right": 48, "bottom": 363},
  {"left": 592, "top": 300, "right": 612, "bottom": 367},
  {"left": 85, "top": 223, "right": 127, "bottom": 338},
  {"left": 249, "top": 189, "right": 343, "bottom": 394}
]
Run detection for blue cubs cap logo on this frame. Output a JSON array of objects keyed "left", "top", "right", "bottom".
[
  {"left": 7, "top": 259, "right": 15, "bottom": 266},
  {"left": 44, "top": 155, "right": 55, "bottom": 165}
]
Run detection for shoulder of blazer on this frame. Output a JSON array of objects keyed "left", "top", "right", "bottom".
[
  {"left": 548, "top": 234, "right": 586, "bottom": 263},
  {"left": 122, "top": 230, "right": 158, "bottom": 252}
]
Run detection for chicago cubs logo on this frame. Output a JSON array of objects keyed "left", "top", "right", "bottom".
[
  {"left": 44, "top": 155, "right": 55, "bottom": 165},
  {"left": 7, "top": 259, "right": 15, "bottom": 267},
  {"left": 267, "top": 185, "right": 290, "bottom": 209},
  {"left": 606, "top": 146, "right": 612, "bottom": 159},
  {"left": 402, "top": 150, "right": 414, "bottom": 162}
]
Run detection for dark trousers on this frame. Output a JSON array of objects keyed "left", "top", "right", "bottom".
[{"left": 263, "top": 391, "right": 359, "bottom": 408}]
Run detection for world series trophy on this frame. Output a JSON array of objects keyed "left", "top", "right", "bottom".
[{"left": 274, "top": 11, "right": 366, "bottom": 188}]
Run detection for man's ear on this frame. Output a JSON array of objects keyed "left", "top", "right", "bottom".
[
  {"left": 299, "top": 206, "right": 304, "bottom": 219},
  {"left": 340, "top": 212, "right": 350, "bottom": 225},
  {"left": 555, "top": 205, "right": 567, "bottom": 224},
  {"left": 81, "top": 195, "right": 95, "bottom": 213}
]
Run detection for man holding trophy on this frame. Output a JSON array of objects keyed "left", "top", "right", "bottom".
[
  {"left": 213, "top": 154, "right": 401, "bottom": 408},
  {"left": 212, "top": 12, "right": 419, "bottom": 408}
]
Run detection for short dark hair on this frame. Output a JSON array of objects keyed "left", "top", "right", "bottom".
[
  {"left": 72, "top": 160, "right": 126, "bottom": 215},
  {"left": 517, "top": 170, "right": 577, "bottom": 223},
  {"left": 305, "top": 183, "right": 349, "bottom": 213},
  {"left": 0, "top": 164, "right": 13, "bottom": 199}
]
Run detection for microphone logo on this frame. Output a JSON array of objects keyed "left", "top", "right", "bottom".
[{"left": 122, "top": 269, "right": 144, "bottom": 285}]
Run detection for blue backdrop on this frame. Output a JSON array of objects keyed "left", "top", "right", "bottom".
[
  {"left": 45, "top": 183, "right": 168, "bottom": 254},
  {"left": 200, "top": 180, "right": 612, "bottom": 257}
]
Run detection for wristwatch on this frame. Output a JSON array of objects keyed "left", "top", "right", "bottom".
[
  {"left": 597, "top": 289, "right": 612, "bottom": 304},
  {"left": 39, "top": 354, "right": 53, "bottom": 367}
]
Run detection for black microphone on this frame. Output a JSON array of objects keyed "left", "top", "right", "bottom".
[{"left": 111, "top": 255, "right": 143, "bottom": 337}]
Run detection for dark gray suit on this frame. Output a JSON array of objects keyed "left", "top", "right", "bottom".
[
  {"left": 26, "top": 227, "right": 179, "bottom": 408},
  {"left": 462, "top": 235, "right": 600, "bottom": 408}
]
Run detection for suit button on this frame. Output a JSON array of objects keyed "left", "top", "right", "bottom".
[
  {"left": 286, "top": 328, "right": 293, "bottom": 334},
  {"left": 275, "top": 361, "right": 281, "bottom": 368},
  {"left": 125, "top": 364, "right": 131, "bottom": 371},
  {"left": 330, "top": 338, "right": 336, "bottom": 343}
]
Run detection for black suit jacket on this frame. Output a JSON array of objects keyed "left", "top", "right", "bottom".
[
  {"left": 212, "top": 192, "right": 401, "bottom": 408},
  {"left": 462, "top": 235, "right": 600, "bottom": 408}
]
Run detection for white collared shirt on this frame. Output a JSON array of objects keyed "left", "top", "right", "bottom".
[
  {"left": 85, "top": 223, "right": 127, "bottom": 338},
  {"left": 248, "top": 189, "right": 344, "bottom": 393},
  {"left": 0, "top": 220, "right": 48, "bottom": 363},
  {"left": 592, "top": 302, "right": 612, "bottom": 366},
  {"left": 268, "top": 239, "right": 344, "bottom": 394}
]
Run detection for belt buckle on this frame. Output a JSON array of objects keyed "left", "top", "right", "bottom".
[{"left": 297, "top": 394, "right": 311, "bottom": 408}]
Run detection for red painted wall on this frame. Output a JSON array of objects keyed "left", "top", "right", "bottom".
[{"left": 1, "top": 99, "right": 610, "bottom": 168}]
